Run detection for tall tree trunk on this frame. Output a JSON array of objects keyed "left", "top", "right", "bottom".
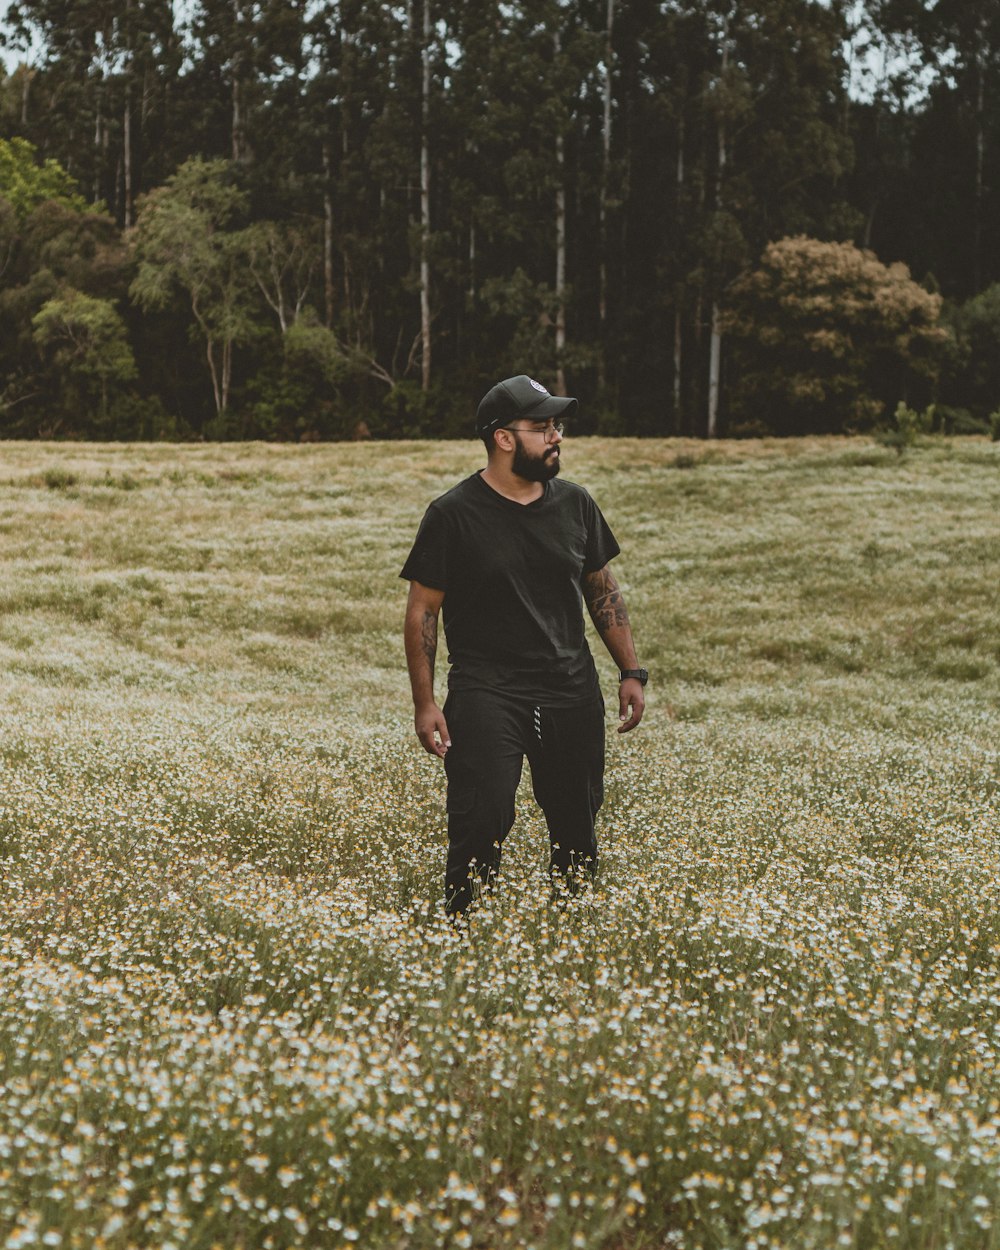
[
  {"left": 553, "top": 32, "right": 567, "bottom": 396},
  {"left": 93, "top": 88, "right": 103, "bottom": 204},
  {"left": 123, "top": 89, "right": 133, "bottom": 228},
  {"left": 467, "top": 139, "right": 477, "bottom": 305},
  {"left": 231, "top": 0, "right": 247, "bottom": 164},
  {"left": 323, "top": 142, "right": 335, "bottom": 328},
  {"left": 707, "top": 20, "right": 729, "bottom": 440},
  {"left": 206, "top": 337, "right": 222, "bottom": 415},
  {"left": 597, "top": 0, "right": 614, "bottom": 394},
  {"left": 420, "top": 0, "right": 432, "bottom": 391},
  {"left": 674, "top": 310, "right": 684, "bottom": 432},
  {"left": 707, "top": 305, "right": 722, "bottom": 438},
  {"left": 222, "top": 338, "right": 232, "bottom": 414},
  {"left": 468, "top": 219, "right": 476, "bottom": 304},
  {"left": 342, "top": 103, "right": 352, "bottom": 316},
  {"left": 123, "top": 0, "right": 134, "bottom": 227},
  {"left": 555, "top": 129, "right": 567, "bottom": 396},
  {"left": 673, "top": 114, "right": 684, "bottom": 431},
  {"left": 232, "top": 78, "right": 245, "bottom": 163},
  {"left": 973, "top": 26, "right": 985, "bottom": 292}
]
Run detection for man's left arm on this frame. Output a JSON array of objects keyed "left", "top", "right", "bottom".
[{"left": 582, "top": 564, "right": 645, "bottom": 733}]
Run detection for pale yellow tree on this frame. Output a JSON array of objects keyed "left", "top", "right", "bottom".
[{"left": 723, "top": 236, "right": 949, "bottom": 435}]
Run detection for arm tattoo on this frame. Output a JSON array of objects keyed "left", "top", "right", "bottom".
[
  {"left": 420, "top": 609, "right": 437, "bottom": 668},
  {"left": 583, "top": 567, "right": 630, "bottom": 634}
]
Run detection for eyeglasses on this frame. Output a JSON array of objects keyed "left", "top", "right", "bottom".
[{"left": 505, "top": 421, "right": 564, "bottom": 442}]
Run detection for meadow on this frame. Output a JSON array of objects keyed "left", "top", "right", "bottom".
[{"left": 0, "top": 434, "right": 998, "bottom": 1250}]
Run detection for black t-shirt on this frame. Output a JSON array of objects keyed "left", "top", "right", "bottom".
[{"left": 400, "top": 472, "right": 620, "bottom": 705}]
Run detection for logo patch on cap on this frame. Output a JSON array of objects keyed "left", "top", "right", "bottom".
[{"left": 529, "top": 378, "right": 548, "bottom": 394}]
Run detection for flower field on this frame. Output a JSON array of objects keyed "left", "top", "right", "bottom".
[{"left": 1, "top": 435, "right": 998, "bottom": 1250}]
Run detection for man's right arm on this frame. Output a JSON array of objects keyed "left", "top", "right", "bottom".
[{"left": 403, "top": 580, "right": 451, "bottom": 758}]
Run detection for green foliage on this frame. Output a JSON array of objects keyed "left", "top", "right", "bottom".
[
  {"left": 724, "top": 237, "right": 950, "bottom": 435},
  {"left": 242, "top": 219, "right": 321, "bottom": 334},
  {"left": 942, "top": 284, "right": 1000, "bottom": 421},
  {"left": 249, "top": 315, "right": 357, "bottom": 440},
  {"left": 130, "top": 159, "right": 258, "bottom": 418},
  {"left": 284, "top": 316, "right": 347, "bottom": 388},
  {"left": 480, "top": 268, "right": 595, "bottom": 384},
  {"left": 18, "top": 200, "right": 126, "bottom": 295},
  {"left": 931, "top": 404, "right": 987, "bottom": 436},
  {"left": 875, "top": 401, "right": 935, "bottom": 454},
  {"left": 32, "top": 289, "right": 136, "bottom": 382},
  {"left": 32, "top": 289, "right": 138, "bottom": 428},
  {"left": 479, "top": 269, "right": 563, "bottom": 381},
  {"left": 0, "top": 182, "right": 131, "bottom": 436},
  {"left": 0, "top": 138, "right": 86, "bottom": 221},
  {"left": 0, "top": 195, "right": 16, "bottom": 280},
  {"left": 41, "top": 467, "right": 78, "bottom": 489}
]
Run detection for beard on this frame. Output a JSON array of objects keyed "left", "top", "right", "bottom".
[{"left": 511, "top": 436, "right": 561, "bottom": 482}]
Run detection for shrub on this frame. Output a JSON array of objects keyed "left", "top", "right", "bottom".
[
  {"left": 875, "top": 401, "right": 934, "bottom": 453},
  {"left": 723, "top": 236, "right": 950, "bottom": 436},
  {"left": 942, "top": 285, "right": 1000, "bottom": 421}
]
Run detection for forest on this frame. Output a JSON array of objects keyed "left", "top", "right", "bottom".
[{"left": 1, "top": 0, "right": 999, "bottom": 441}]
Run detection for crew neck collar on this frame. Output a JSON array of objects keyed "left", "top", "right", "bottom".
[{"left": 474, "top": 470, "right": 549, "bottom": 508}]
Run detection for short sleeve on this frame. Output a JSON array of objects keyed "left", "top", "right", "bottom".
[
  {"left": 583, "top": 493, "right": 621, "bottom": 572},
  {"left": 399, "top": 503, "right": 451, "bottom": 590}
]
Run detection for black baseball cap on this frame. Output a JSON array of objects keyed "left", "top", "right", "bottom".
[{"left": 476, "top": 375, "right": 579, "bottom": 437}]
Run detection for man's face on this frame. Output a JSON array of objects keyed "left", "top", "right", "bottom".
[{"left": 509, "top": 422, "right": 562, "bottom": 482}]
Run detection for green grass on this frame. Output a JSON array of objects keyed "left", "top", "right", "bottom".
[{"left": 0, "top": 435, "right": 998, "bottom": 1249}]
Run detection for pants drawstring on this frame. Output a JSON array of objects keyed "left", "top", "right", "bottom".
[{"left": 533, "top": 706, "right": 543, "bottom": 746}]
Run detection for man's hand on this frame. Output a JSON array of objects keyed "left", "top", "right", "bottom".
[
  {"left": 404, "top": 581, "right": 448, "bottom": 756},
  {"left": 415, "top": 702, "right": 451, "bottom": 757},
  {"left": 618, "top": 678, "right": 645, "bottom": 733}
]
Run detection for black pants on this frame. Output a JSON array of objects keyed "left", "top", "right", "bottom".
[{"left": 442, "top": 688, "right": 605, "bottom": 915}]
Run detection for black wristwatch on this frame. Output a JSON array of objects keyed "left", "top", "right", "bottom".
[{"left": 619, "top": 668, "right": 648, "bottom": 686}]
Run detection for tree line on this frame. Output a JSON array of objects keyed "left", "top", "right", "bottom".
[{"left": 1, "top": 0, "right": 999, "bottom": 441}]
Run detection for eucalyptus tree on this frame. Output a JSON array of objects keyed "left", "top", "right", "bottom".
[
  {"left": 303, "top": 1, "right": 425, "bottom": 385},
  {"left": 185, "top": 0, "right": 306, "bottom": 167},
  {"left": 597, "top": 0, "right": 615, "bottom": 393},
  {"left": 891, "top": 0, "right": 1000, "bottom": 295},
  {"left": 934, "top": 0, "right": 1000, "bottom": 293},
  {"left": 243, "top": 218, "right": 320, "bottom": 334},
  {"left": 2, "top": 0, "right": 181, "bottom": 224},
  {"left": 460, "top": 0, "right": 600, "bottom": 396},
  {"left": 611, "top": 0, "right": 853, "bottom": 434},
  {"left": 130, "top": 157, "right": 258, "bottom": 419},
  {"left": 418, "top": 0, "right": 432, "bottom": 390},
  {"left": 432, "top": 0, "right": 497, "bottom": 361},
  {"left": 844, "top": 0, "right": 1000, "bottom": 299}
]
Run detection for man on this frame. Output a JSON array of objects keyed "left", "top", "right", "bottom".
[{"left": 401, "top": 375, "right": 647, "bottom": 917}]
